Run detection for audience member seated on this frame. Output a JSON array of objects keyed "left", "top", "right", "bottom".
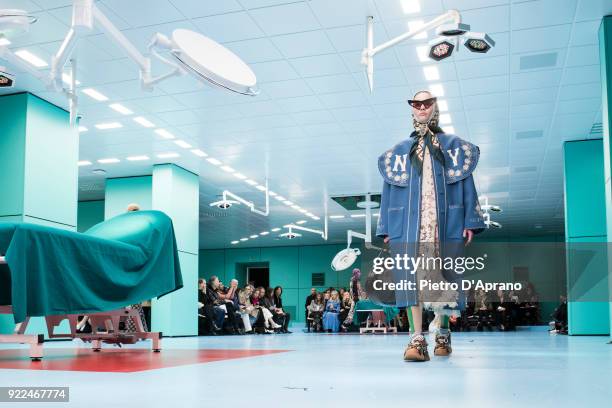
[
  {"left": 304, "top": 287, "right": 316, "bottom": 326},
  {"left": 273, "top": 286, "right": 292, "bottom": 333},
  {"left": 237, "top": 285, "right": 258, "bottom": 334},
  {"left": 307, "top": 292, "right": 325, "bottom": 332},
  {"left": 323, "top": 290, "right": 341, "bottom": 333},
  {"left": 474, "top": 288, "right": 493, "bottom": 331},
  {"left": 492, "top": 289, "right": 516, "bottom": 331},
  {"left": 339, "top": 291, "right": 354, "bottom": 332},
  {"left": 251, "top": 287, "right": 282, "bottom": 333},
  {"left": 207, "top": 275, "right": 242, "bottom": 334},
  {"left": 549, "top": 295, "right": 568, "bottom": 334},
  {"left": 198, "top": 279, "right": 221, "bottom": 335}
]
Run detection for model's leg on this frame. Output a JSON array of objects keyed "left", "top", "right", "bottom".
[{"left": 404, "top": 304, "right": 429, "bottom": 362}]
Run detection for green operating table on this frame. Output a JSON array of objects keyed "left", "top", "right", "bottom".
[{"left": 0, "top": 210, "right": 183, "bottom": 360}]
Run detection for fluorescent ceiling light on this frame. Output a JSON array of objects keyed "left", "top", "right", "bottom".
[
  {"left": 284, "top": 201, "right": 294, "bottom": 206},
  {"left": 127, "top": 155, "right": 149, "bottom": 161},
  {"left": 249, "top": 235, "right": 258, "bottom": 239},
  {"left": 240, "top": 238, "right": 248, "bottom": 241},
  {"left": 62, "top": 73, "right": 80, "bottom": 85},
  {"left": 351, "top": 214, "right": 366, "bottom": 218},
  {"left": 157, "top": 152, "right": 179, "bottom": 159},
  {"left": 401, "top": 0, "right": 421, "bottom": 14},
  {"left": 330, "top": 215, "right": 345, "bottom": 219},
  {"left": 15, "top": 49, "right": 48, "bottom": 67},
  {"left": 274, "top": 195, "right": 286, "bottom": 201},
  {"left": 439, "top": 114, "right": 452, "bottom": 124},
  {"left": 231, "top": 241, "right": 239, "bottom": 245},
  {"left": 94, "top": 122, "right": 122, "bottom": 130},
  {"left": 78, "top": 126, "right": 88, "bottom": 132},
  {"left": 245, "top": 179, "right": 258, "bottom": 186},
  {"left": 206, "top": 157, "right": 222, "bottom": 165},
  {"left": 0, "top": 38, "right": 11, "bottom": 46},
  {"left": 109, "top": 103, "right": 133, "bottom": 115},
  {"left": 305, "top": 212, "right": 314, "bottom": 217},
  {"left": 233, "top": 173, "right": 247, "bottom": 180},
  {"left": 133, "top": 116, "right": 155, "bottom": 128},
  {"left": 78, "top": 160, "right": 92, "bottom": 166},
  {"left": 423, "top": 65, "right": 439, "bottom": 80},
  {"left": 220, "top": 165, "right": 235, "bottom": 173},
  {"left": 271, "top": 228, "right": 281, "bottom": 232},
  {"left": 191, "top": 149, "right": 207, "bottom": 157},
  {"left": 82, "top": 88, "right": 108, "bottom": 101},
  {"left": 437, "top": 100, "right": 448, "bottom": 112},
  {"left": 260, "top": 231, "right": 270, "bottom": 236},
  {"left": 268, "top": 191, "right": 277, "bottom": 197},
  {"left": 291, "top": 205, "right": 301, "bottom": 210},
  {"left": 416, "top": 45, "right": 429, "bottom": 62},
  {"left": 311, "top": 216, "right": 320, "bottom": 220},
  {"left": 97, "top": 158, "right": 120, "bottom": 164},
  {"left": 408, "top": 20, "right": 427, "bottom": 40},
  {"left": 299, "top": 209, "right": 308, "bottom": 214},
  {"left": 374, "top": 213, "right": 380, "bottom": 217},
  {"left": 296, "top": 220, "right": 307, "bottom": 225},
  {"left": 429, "top": 83, "right": 445, "bottom": 97},
  {"left": 255, "top": 185, "right": 266, "bottom": 191},
  {"left": 174, "top": 140, "right": 192, "bottom": 149},
  {"left": 154, "top": 129, "right": 175, "bottom": 140},
  {"left": 445, "top": 126, "right": 455, "bottom": 134}
]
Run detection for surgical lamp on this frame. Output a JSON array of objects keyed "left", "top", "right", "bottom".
[
  {"left": 484, "top": 212, "right": 502, "bottom": 229},
  {"left": 331, "top": 194, "right": 379, "bottom": 272},
  {"left": 209, "top": 179, "right": 270, "bottom": 216},
  {"left": 479, "top": 195, "right": 503, "bottom": 213},
  {"left": 361, "top": 9, "right": 495, "bottom": 91},
  {"left": 0, "top": 1, "right": 258, "bottom": 127},
  {"left": 279, "top": 197, "right": 329, "bottom": 241}
]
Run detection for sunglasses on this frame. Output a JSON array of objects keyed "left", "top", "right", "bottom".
[{"left": 407, "top": 97, "right": 437, "bottom": 109}]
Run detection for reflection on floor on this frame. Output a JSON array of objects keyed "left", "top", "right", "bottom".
[{"left": 0, "top": 326, "right": 610, "bottom": 407}]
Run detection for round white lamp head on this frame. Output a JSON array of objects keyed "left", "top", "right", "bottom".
[{"left": 331, "top": 248, "right": 362, "bottom": 272}]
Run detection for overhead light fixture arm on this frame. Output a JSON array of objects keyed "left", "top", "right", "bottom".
[
  {"left": 221, "top": 178, "right": 270, "bottom": 217},
  {"left": 362, "top": 10, "right": 461, "bottom": 92}
]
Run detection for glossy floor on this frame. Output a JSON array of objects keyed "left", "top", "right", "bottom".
[{"left": 0, "top": 327, "right": 610, "bottom": 407}]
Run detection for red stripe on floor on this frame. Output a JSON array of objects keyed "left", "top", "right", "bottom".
[{"left": 0, "top": 348, "right": 289, "bottom": 372}]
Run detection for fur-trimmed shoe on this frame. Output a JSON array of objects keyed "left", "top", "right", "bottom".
[
  {"left": 433, "top": 329, "right": 452, "bottom": 356},
  {"left": 403, "top": 334, "right": 430, "bottom": 362}
]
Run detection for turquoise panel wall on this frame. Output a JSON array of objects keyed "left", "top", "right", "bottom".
[
  {"left": 77, "top": 200, "right": 105, "bottom": 232},
  {"left": 105, "top": 176, "right": 152, "bottom": 219},
  {"left": 599, "top": 15, "right": 612, "bottom": 339},
  {"left": 563, "top": 139, "right": 610, "bottom": 335},
  {"left": 0, "top": 93, "right": 77, "bottom": 335},
  {"left": 151, "top": 164, "right": 199, "bottom": 336}
]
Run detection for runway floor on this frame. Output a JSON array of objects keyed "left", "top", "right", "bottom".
[{"left": 0, "top": 326, "right": 610, "bottom": 407}]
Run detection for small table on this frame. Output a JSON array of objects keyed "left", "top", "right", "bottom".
[{"left": 354, "top": 300, "right": 399, "bottom": 334}]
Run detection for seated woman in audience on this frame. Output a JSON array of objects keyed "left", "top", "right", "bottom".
[
  {"left": 339, "top": 291, "right": 354, "bottom": 332},
  {"left": 273, "top": 286, "right": 292, "bottom": 333},
  {"left": 237, "top": 285, "right": 257, "bottom": 334},
  {"left": 307, "top": 292, "right": 325, "bottom": 332},
  {"left": 262, "top": 287, "right": 286, "bottom": 332},
  {"left": 251, "top": 287, "right": 282, "bottom": 332},
  {"left": 323, "top": 290, "right": 341, "bottom": 333}
]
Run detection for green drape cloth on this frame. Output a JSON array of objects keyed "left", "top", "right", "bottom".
[
  {"left": 353, "top": 299, "right": 399, "bottom": 325},
  {"left": 0, "top": 211, "right": 182, "bottom": 323}
]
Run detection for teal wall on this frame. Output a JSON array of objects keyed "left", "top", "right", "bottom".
[
  {"left": 199, "top": 244, "right": 357, "bottom": 322},
  {"left": 599, "top": 15, "right": 612, "bottom": 339},
  {"left": 77, "top": 200, "right": 105, "bottom": 232},
  {"left": 563, "top": 139, "right": 610, "bottom": 335},
  {"left": 0, "top": 92, "right": 77, "bottom": 335}
]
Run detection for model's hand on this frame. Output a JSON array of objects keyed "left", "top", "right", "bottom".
[
  {"left": 383, "top": 236, "right": 390, "bottom": 244},
  {"left": 463, "top": 229, "right": 474, "bottom": 246}
]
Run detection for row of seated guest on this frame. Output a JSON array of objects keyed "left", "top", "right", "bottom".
[
  {"left": 198, "top": 277, "right": 292, "bottom": 335},
  {"left": 305, "top": 288, "right": 355, "bottom": 333}
]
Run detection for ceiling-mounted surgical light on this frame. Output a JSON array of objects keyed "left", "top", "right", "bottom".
[
  {"left": 280, "top": 231, "right": 301, "bottom": 239},
  {"left": 463, "top": 32, "right": 496, "bottom": 54},
  {"left": 361, "top": 10, "right": 494, "bottom": 92},
  {"left": 331, "top": 248, "right": 362, "bottom": 272},
  {"left": 210, "top": 199, "right": 239, "bottom": 210},
  {"left": 0, "top": 9, "right": 37, "bottom": 38}
]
